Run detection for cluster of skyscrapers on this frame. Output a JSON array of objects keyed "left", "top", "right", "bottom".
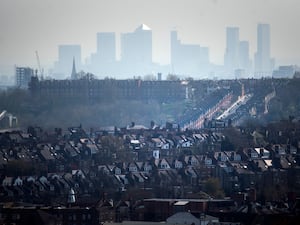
[
  {"left": 53, "top": 24, "right": 155, "bottom": 79},
  {"left": 52, "top": 23, "right": 274, "bottom": 79},
  {"left": 225, "top": 24, "right": 274, "bottom": 78}
]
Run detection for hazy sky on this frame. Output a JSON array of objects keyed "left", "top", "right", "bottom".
[{"left": 0, "top": 0, "right": 299, "bottom": 76}]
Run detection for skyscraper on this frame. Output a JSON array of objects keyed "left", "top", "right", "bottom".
[
  {"left": 121, "top": 24, "right": 152, "bottom": 74},
  {"left": 170, "top": 30, "right": 179, "bottom": 68},
  {"left": 89, "top": 32, "right": 117, "bottom": 76},
  {"left": 254, "top": 23, "right": 272, "bottom": 77},
  {"left": 170, "top": 30, "right": 210, "bottom": 76},
  {"left": 97, "top": 32, "right": 116, "bottom": 63},
  {"left": 224, "top": 27, "right": 239, "bottom": 75},
  {"left": 239, "top": 41, "right": 251, "bottom": 76},
  {"left": 224, "top": 27, "right": 251, "bottom": 78}
]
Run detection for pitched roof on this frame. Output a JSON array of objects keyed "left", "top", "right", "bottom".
[{"left": 167, "top": 212, "right": 200, "bottom": 225}]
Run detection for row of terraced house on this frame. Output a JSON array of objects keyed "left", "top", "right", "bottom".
[{"left": 1, "top": 122, "right": 300, "bottom": 224}]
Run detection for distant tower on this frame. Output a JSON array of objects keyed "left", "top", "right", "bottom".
[
  {"left": 254, "top": 23, "right": 272, "bottom": 77},
  {"left": 15, "top": 67, "right": 34, "bottom": 89},
  {"left": 170, "top": 30, "right": 180, "bottom": 73},
  {"left": 97, "top": 32, "right": 116, "bottom": 63},
  {"left": 239, "top": 41, "right": 251, "bottom": 75},
  {"left": 224, "top": 27, "right": 239, "bottom": 75},
  {"left": 71, "top": 57, "right": 77, "bottom": 80},
  {"left": 170, "top": 30, "right": 209, "bottom": 75},
  {"left": 120, "top": 24, "right": 152, "bottom": 74}
]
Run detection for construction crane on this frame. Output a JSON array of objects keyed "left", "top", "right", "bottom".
[{"left": 35, "top": 51, "right": 44, "bottom": 80}]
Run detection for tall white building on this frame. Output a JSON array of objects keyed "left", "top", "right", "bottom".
[
  {"left": 89, "top": 32, "right": 117, "bottom": 76},
  {"left": 224, "top": 27, "right": 251, "bottom": 78},
  {"left": 224, "top": 27, "right": 240, "bottom": 74},
  {"left": 254, "top": 23, "right": 273, "bottom": 77},
  {"left": 238, "top": 41, "right": 251, "bottom": 77},
  {"left": 97, "top": 32, "right": 116, "bottom": 63},
  {"left": 120, "top": 24, "right": 152, "bottom": 75}
]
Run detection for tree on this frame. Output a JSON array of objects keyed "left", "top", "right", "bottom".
[
  {"left": 166, "top": 74, "right": 180, "bottom": 81},
  {"left": 143, "top": 74, "right": 156, "bottom": 81},
  {"left": 221, "top": 136, "right": 235, "bottom": 151},
  {"left": 5, "top": 160, "right": 35, "bottom": 176},
  {"left": 203, "top": 178, "right": 224, "bottom": 198}
]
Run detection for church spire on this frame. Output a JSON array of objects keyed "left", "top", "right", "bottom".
[{"left": 71, "top": 57, "right": 77, "bottom": 80}]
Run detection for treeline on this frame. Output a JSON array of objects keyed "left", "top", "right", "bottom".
[
  {"left": 1, "top": 77, "right": 300, "bottom": 129},
  {"left": 0, "top": 88, "right": 177, "bottom": 129},
  {"left": 267, "top": 78, "right": 300, "bottom": 121},
  {"left": 0, "top": 88, "right": 31, "bottom": 114}
]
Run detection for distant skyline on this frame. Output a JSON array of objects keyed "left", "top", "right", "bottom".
[{"left": 0, "top": 0, "right": 299, "bottom": 77}]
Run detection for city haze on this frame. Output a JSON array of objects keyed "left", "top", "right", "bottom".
[{"left": 0, "top": 0, "right": 299, "bottom": 78}]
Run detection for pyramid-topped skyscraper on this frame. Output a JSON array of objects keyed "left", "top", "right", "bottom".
[
  {"left": 120, "top": 24, "right": 153, "bottom": 75},
  {"left": 135, "top": 23, "right": 151, "bottom": 31}
]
